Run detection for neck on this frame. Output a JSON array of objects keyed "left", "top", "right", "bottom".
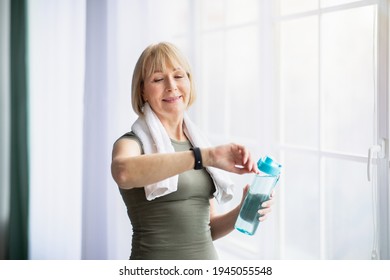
[{"left": 160, "top": 115, "right": 187, "bottom": 142}]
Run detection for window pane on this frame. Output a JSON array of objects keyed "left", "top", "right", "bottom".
[
  {"left": 321, "top": 6, "right": 375, "bottom": 155},
  {"left": 283, "top": 150, "right": 321, "bottom": 259},
  {"left": 201, "top": 31, "right": 226, "bottom": 136},
  {"left": 321, "top": 0, "right": 361, "bottom": 8},
  {"left": 324, "top": 158, "right": 373, "bottom": 259},
  {"left": 226, "top": 0, "right": 258, "bottom": 25},
  {"left": 202, "top": 0, "right": 258, "bottom": 30},
  {"left": 169, "top": 0, "right": 190, "bottom": 36},
  {"left": 201, "top": 0, "right": 225, "bottom": 30},
  {"left": 280, "top": 16, "right": 319, "bottom": 148},
  {"left": 280, "top": 0, "right": 318, "bottom": 16},
  {"left": 226, "top": 26, "right": 260, "bottom": 140}
]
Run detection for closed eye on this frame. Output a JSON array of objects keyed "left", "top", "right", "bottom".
[{"left": 173, "top": 69, "right": 186, "bottom": 79}]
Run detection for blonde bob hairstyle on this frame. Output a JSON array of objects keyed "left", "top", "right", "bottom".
[{"left": 131, "top": 42, "right": 197, "bottom": 116}]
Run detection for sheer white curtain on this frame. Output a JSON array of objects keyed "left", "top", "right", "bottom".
[
  {"left": 28, "top": 0, "right": 86, "bottom": 259},
  {"left": 28, "top": 0, "right": 191, "bottom": 260}
]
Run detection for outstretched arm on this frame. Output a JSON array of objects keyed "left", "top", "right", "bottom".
[{"left": 111, "top": 139, "right": 258, "bottom": 189}]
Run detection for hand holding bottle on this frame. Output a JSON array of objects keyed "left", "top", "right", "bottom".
[{"left": 240, "top": 184, "right": 275, "bottom": 222}]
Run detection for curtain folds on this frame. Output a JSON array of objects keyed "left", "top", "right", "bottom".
[
  {"left": 28, "top": 0, "right": 85, "bottom": 259},
  {"left": 82, "top": 0, "right": 109, "bottom": 259},
  {"left": 8, "top": 0, "right": 29, "bottom": 260}
]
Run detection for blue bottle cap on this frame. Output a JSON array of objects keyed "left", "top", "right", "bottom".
[{"left": 257, "top": 156, "right": 282, "bottom": 176}]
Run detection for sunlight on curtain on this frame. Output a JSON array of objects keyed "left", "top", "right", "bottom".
[
  {"left": 28, "top": 0, "right": 86, "bottom": 259},
  {"left": 0, "top": 0, "right": 10, "bottom": 260}
]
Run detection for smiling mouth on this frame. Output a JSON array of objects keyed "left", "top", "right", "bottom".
[{"left": 162, "top": 96, "right": 182, "bottom": 103}]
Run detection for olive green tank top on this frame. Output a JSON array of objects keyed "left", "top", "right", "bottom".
[{"left": 118, "top": 132, "right": 218, "bottom": 260}]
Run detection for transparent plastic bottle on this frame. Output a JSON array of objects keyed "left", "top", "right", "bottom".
[{"left": 235, "top": 156, "right": 282, "bottom": 236}]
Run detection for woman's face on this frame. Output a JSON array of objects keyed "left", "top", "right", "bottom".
[{"left": 142, "top": 65, "right": 190, "bottom": 121}]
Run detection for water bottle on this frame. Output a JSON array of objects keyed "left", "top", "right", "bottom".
[{"left": 235, "top": 156, "right": 282, "bottom": 235}]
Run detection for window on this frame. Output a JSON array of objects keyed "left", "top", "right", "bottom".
[
  {"left": 191, "top": 0, "right": 389, "bottom": 259},
  {"left": 278, "top": 0, "right": 389, "bottom": 259}
]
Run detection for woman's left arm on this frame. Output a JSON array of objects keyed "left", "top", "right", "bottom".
[{"left": 209, "top": 185, "right": 274, "bottom": 241}]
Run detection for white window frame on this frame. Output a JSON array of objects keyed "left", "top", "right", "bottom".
[
  {"left": 376, "top": 0, "right": 389, "bottom": 260},
  {"left": 276, "top": 0, "right": 389, "bottom": 259}
]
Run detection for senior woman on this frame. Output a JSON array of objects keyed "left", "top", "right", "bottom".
[{"left": 111, "top": 42, "right": 274, "bottom": 260}]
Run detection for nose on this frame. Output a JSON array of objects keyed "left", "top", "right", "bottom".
[{"left": 165, "top": 76, "right": 177, "bottom": 92}]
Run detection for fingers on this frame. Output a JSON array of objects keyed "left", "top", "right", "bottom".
[
  {"left": 258, "top": 197, "right": 275, "bottom": 221},
  {"left": 261, "top": 198, "right": 274, "bottom": 208},
  {"left": 258, "top": 206, "right": 272, "bottom": 221},
  {"left": 233, "top": 144, "right": 259, "bottom": 174},
  {"left": 232, "top": 165, "right": 254, "bottom": 175},
  {"left": 239, "top": 145, "right": 250, "bottom": 166},
  {"left": 213, "top": 143, "right": 258, "bottom": 175}
]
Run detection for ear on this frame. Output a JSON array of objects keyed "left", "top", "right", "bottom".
[{"left": 142, "top": 92, "right": 147, "bottom": 102}]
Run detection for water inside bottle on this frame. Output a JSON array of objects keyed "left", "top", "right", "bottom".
[
  {"left": 235, "top": 192, "right": 270, "bottom": 235},
  {"left": 240, "top": 193, "right": 270, "bottom": 222}
]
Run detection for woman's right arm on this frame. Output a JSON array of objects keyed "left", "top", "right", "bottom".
[
  {"left": 111, "top": 138, "right": 196, "bottom": 189},
  {"left": 111, "top": 138, "right": 258, "bottom": 189}
]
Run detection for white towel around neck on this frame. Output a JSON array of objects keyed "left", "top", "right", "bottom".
[{"left": 131, "top": 103, "right": 234, "bottom": 203}]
